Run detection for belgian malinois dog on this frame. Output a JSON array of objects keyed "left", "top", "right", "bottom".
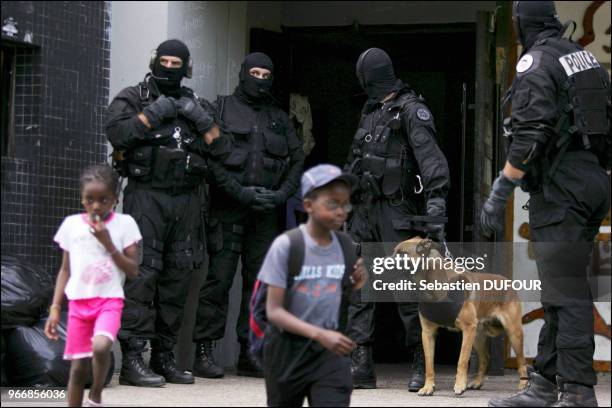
[{"left": 394, "top": 237, "right": 528, "bottom": 396}]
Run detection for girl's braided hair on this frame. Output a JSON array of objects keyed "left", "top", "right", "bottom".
[{"left": 79, "top": 163, "right": 120, "bottom": 196}]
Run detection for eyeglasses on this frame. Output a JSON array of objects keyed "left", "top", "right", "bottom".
[{"left": 322, "top": 200, "right": 353, "bottom": 213}]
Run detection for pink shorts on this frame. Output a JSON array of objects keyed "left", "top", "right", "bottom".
[{"left": 64, "top": 297, "right": 124, "bottom": 360}]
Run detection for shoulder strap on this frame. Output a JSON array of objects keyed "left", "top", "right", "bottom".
[
  {"left": 217, "top": 95, "right": 227, "bottom": 123},
  {"left": 286, "top": 228, "right": 305, "bottom": 288},
  {"left": 333, "top": 230, "right": 357, "bottom": 334},
  {"left": 334, "top": 231, "right": 358, "bottom": 288}
]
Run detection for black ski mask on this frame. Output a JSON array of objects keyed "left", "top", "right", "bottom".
[
  {"left": 236, "top": 52, "right": 274, "bottom": 103},
  {"left": 151, "top": 39, "right": 190, "bottom": 97},
  {"left": 356, "top": 48, "right": 402, "bottom": 103},
  {"left": 512, "top": 1, "right": 561, "bottom": 50}
]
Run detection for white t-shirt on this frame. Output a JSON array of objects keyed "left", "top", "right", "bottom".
[{"left": 53, "top": 212, "right": 142, "bottom": 300}]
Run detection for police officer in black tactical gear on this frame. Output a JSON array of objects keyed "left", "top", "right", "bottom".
[
  {"left": 483, "top": 2, "right": 610, "bottom": 407},
  {"left": 345, "top": 48, "right": 450, "bottom": 390},
  {"left": 191, "top": 52, "right": 304, "bottom": 379},
  {"left": 106, "top": 39, "right": 230, "bottom": 387}
]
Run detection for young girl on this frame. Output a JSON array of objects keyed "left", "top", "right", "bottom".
[{"left": 45, "top": 164, "right": 141, "bottom": 407}]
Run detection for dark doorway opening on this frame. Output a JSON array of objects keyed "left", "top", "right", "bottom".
[{"left": 251, "top": 24, "right": 477, "bottom": 364}]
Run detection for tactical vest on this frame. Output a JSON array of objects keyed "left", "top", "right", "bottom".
[
  {"left": 216, "top": 95, "right": 291, "bottom": 189},
  {"left": 504, "top": 36, "right": 611, "bottom": 186},
  {"left": 121, "top": 82, "right": 208, "bottom": 194},
  {"left": 348, "top": 91, "right": 425, "bottom": 205},
  {"left": 540, "top": 37, "right": 611, "bottom": 173}
]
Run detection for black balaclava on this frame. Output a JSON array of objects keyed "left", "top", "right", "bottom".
[
  {"left": 356, "top": 48, "right": 403, "bottom": 103},
  {"left": 236, "top": 52, "right": 274, "bottom": 104},
  {"left": 513, "top": 1, "right": 562, "bottom": 50},
  {"left": 151, "top": 39, "right": 190, "bottom": 97}
]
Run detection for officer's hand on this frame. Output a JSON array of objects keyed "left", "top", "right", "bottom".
[
  {"left": 480, "top": 171, "right": 520, "bottom": 237},
  {"left": 351, "top": 258, "right": 367, "bottom": 290},
  {"left": 257, "top": 188, "right": 287, "bottom": 206},
  {"left": 480, "top": 200, "right": 505, "bottom": 237},
  {"left": 251, "top": 187, "right": 276, "bottom": 212},
  {"left": 204, "top": 125, "right": 220, "bottom": 145},
  {"left": 142, "top": 95, "right": 177, "bottom": 129},
  {"left": 426, "top": 223, "right": 445, "bottom": 243},
  {"left": 176, "top": 96, "right": 214, "bottom": 134}
]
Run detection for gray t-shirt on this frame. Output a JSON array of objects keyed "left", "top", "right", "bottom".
[{"left": 257, "top": 225, "right": 346, "bottom": 330}]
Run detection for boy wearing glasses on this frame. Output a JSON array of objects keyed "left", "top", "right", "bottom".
[{"left": 258, "top": 164, "right": 367, "bottom": 407}]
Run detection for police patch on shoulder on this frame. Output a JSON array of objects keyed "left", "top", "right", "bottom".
[
  {"left": 516, "top": 54, "right": 533, "bottom": 73},
  {"left": 515, "top": 51, "right": 542, "bottom": 75},
  {"left": 416, "top": 108, "right": 431, "bottom": 121}
]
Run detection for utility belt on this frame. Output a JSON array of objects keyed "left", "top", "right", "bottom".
[
  {"left": 124, "top": 145, "right": 207, "bottom": 195},
  {"left": 222, "top": 151, "right": 288, "bottom": 189},
  {"left": 352, "top": 153, "right": 423, "bottom": 201}
]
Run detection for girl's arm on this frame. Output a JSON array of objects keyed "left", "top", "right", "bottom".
[
  {"left": 266, "top": 285, "right": 355, "bottom": 356},
  {"left": 45, "top": 251, "right": 70, "bottom": 340},
  {"left": 90, "top": 220, "right": 139, "bottom": 279},
  {"left": 110, "top": 243, "right": 139, "bottom": 280}
]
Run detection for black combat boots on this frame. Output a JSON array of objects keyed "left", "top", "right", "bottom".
[
  {"left": 553, "top": 377, "right": 598, "bottom": 407},
  {"left": 119, "top": 339, "right": 166, "bottom": 387},
  {"left": 488, "top": 371, "right": 558, "bottom": 407},
  {"left": 351, "top": 345, "right": 377, "bottom": 389},
  {"left": 150, "top": 339, "right": 194, "bottom": 384},
  {"left": 408, "top": 345, "right": 425, "bottom": 392},
  {"left": 193, "top": 341, "right": 224, "bottom": 378},
  {"left": 236, "top": 342, "right": 263, "bottom": 378}
]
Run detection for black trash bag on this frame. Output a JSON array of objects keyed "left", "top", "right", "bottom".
[
  {"left": 1, "top": 329, "right": 9, "bottom": 387},
  {"left": 5, "top": 314, "right": 114, "bottom": 387},
  {"left": 1, "top": 256, "right": 54, "bottom": 329}
]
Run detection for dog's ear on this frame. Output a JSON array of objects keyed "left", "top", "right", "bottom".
[
  {"left": 393, "top": 237, "right": 422, "bottom": 255},
  {"left": 416, "top": 238, "right": 433, "bottom": 257}
]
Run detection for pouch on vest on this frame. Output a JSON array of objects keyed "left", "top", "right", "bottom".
[
  {"left": 362, "top": 154, "right": 386, "bottom": 178},
  {"left": 126, "top": 146, "right": 154, "bottom": 180},
  {"left": 263, "top": 127, "right": 289, "bottom": 158},
  {"left": 185, "top": 152, "right": 207, "bottom": 175},
  {"left": 262, "top": 157, "right": 285, "bottom": 189},
  {"left": 382, "top": 157, "right": 402, "bottom": 196},
  {"left": 152, "top": 146, "right": 186, "bottom": 189}
]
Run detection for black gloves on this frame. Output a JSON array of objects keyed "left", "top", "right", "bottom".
[
  {"left": 176, "top": 96, "right": 214, "bottom": 134},
  {"left": 250, "top": 187, "right": 276, "bottom": 212},
  {"left": 480, "top": 171, "right": 521, "bottom": 237},
  {"left": 142, "top": 96, "right": 177, "bottom": 129},
  {"left": 426, "top": 197, "right": 446, "bottom": 242},
  {"left": 242, "top": 187, "right": 288, "bottom": 212}
]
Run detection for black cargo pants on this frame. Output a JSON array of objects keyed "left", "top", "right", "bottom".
[
  {"left": 347, "top": 197, "right": 425, "bottom": 347},
  {"left": 193, "top": 208, "right": 278, "bottom": 344},
  {"left": 118, "top": 181, "right": 204, "bottom": 351},
  {"left": 530, "top": 151, "right": 609, "bottom": 387}
]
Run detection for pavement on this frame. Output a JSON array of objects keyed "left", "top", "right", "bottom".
[{"left": 2, "top": 364, "right": 610, "bottom": 407}]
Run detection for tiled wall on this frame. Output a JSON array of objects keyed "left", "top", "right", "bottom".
[{"left": 1, "top": 1, "right": 110, "bottom": 274}]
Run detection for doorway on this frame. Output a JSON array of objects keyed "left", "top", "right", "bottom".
[{"left": 251, "top": 23, "right": 477, "bottom": 364}]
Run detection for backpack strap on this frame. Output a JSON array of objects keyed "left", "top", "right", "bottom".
[
  {"left": 333, "top": 230, "right": 358, "bottom": 333},
  {"left": 286, "top": 227, "right": 305, "bottom": 292}
]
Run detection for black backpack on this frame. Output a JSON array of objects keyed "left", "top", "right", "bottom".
[{"left": 248, "top": 227, "right": 358, "bottom": 365}]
